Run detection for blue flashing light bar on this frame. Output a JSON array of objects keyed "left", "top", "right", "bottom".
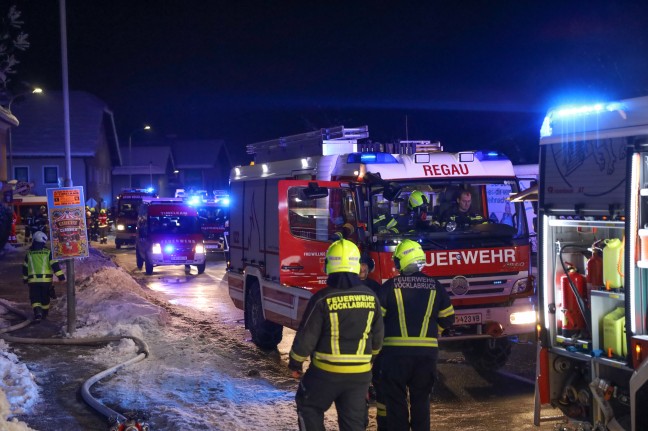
[
  {"left": 347, "top": 153, "right": 398, "bottom": 164},
  {"left": 220, "top": 197, "right": 230, "bottom": 206},
  {"left": 473, "top": 150, "right": 509, "bottom": 161},
  {"left": 541, "top": 100, "right": 626, "bottom": 138},
  {"left": 164, "top": 244, "right": 175, "bottom": 254}
]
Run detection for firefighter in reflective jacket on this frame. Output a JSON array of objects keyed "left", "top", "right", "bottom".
[
  {"left": 288, "top": 239, "right": 384, "bottom": 431},
  {"left": 22, "top": 231, "right": 65, "bottom": 322},
  {"left": 378, "top": 239, "right": 455, "bottom": 431},
  {"left": 98, "top": 209, "right": 109, "bottom": 244}
]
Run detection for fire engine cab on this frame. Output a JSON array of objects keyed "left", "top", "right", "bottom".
[
  {"left": 534, "top": 96, "right": 648, "bottom": 430},
  {"left": 182, "top": 190, "right": 230, "bottom": 253},
  {"left": 227, "top": 126, "right": 536, "bottom": 371},
  {"left": 114, "top": 188, "right": 157, "bottom": 249},
  {"left": 135, "top": 198, "right": 206, "bottom": 275}
]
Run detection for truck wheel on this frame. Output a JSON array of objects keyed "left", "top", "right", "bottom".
[
  {"left": 115, "top": 240, "right": 122, "bottom": 250},
  {"left": 145, "top": 259, "right": 154, "bottom": 275},
  {"left": 245, "top": 282, "right": 283, "bottom": 350},
  {"left": 196, "top": 263, "right": 206, "bottom": 274},
  {"left": 462, "top": 337, "right": 512, "bottom": 373},
  {"left": 136, "top": 247, "right": 144, "bottom": 269}
]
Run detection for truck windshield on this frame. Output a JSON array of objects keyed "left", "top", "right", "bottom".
[
  {"left": 369, "top": 180, "right": 528, "bottom": 247},
  {"left": 148, "top": 216, "right": 200, "bottom": 235},
  {"left": 118, "top": 199, "right": 141, "bottom": 218}
]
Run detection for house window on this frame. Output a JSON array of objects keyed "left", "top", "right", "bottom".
[
  {"left": 43, "top": 166, "right": 59, "bottom": 184},
  {"left": 14, "top": 166, "right": 29, "bottom": 182}
]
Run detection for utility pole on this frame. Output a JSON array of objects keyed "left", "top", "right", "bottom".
[{"left": 59, "top": 0, "right": 76, "bottom": 335}]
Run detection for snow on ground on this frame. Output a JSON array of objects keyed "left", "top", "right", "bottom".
[{"left": 0, "top": 245, "right": 340, "bottom": 430}]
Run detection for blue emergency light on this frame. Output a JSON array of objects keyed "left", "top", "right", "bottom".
[
  {"left": 164, "top": 244, "right": 175, "bottom": 254},
  {"left": 346, "top": 153, "right": 398, "bottom": 164},
  {"left": 540, "top": 100, "right": 626, "bottom": 137},
  {"left": 473, "top": 150, "right": 508, "bottom": 161}
]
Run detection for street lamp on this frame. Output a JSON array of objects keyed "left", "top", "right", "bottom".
[
  {"left": 127, "top": 124, "right": 151, "bottom": 189},
  {"left": 4, "top": 87, "right": 44, "bottom": 179}
]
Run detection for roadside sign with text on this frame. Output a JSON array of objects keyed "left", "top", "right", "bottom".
[{"left": 46, "top": 187, "right": 89, "bottom": 259}]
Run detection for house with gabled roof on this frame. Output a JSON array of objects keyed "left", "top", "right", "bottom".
[
  {"left": 8, "top": 90, "right": 120, "bottom": 209},
  {"left": 111, "top": 145, "right": 176, "bottom": 198},
  {"left": 170, "top": 139, "right": 233, "bottom": 193}
]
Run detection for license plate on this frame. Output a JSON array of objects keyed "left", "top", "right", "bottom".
[
  {"left": 456, "top": 313, "right": 482, "bottom": 325},
  {"left": 170, "top": 256, "right": 187, "bottom": 261}
]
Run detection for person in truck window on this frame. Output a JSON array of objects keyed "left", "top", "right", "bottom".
[
  {"left": 405, "top": 190, "right": 440, "bottom": 232},
  {"left": 440, "top": 189, "right": 485, "bottom": 228},
  {"left": 288, "top": 239, "right": 383, "bottom": 431}
]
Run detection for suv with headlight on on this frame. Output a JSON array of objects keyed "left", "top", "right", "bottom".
[{"left": 136, "top": 198, "right": 206, "bottom": 275}]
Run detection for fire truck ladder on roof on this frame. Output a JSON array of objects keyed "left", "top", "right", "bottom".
[{"left": 246, "top": 125, "right": 369, "bottom": 163}]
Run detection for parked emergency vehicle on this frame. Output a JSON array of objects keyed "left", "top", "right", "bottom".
[
  {"left": 135, "top": 198, "right": 206, "bottom": 275},
  {"left": 193, "top": 192, "right": 230, "bottom": 253},
  {"left": 227, "top": 126, "right": 536, "bottom": 371},
  {"left": 533, "top": 97, "right": 648, "bottom": 430},
  {"left": 114, "top": 188, "right": 157, "bottom": 249}
]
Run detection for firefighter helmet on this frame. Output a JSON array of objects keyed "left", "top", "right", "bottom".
[
  {"left": 33, "top": 231, "right": 48, "bottom": 243},
  {"left": 408, "top": 190, "right": 429, "bottom": 210},
  {"left": 393, "top": 239, "right": 425, "bottom": 271},
  {"left": 100, "top": 209, "right": 106, "bottom": 214},
  {"left": 324, "top": 239, "right": 360, "bottom": 274}
]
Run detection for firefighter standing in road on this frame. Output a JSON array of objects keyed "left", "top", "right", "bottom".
[
  {"left": 98, "top": 209, "right": 109, "bottom": 244},
  {"left": 378, "top": 239, "right": 455, "bottom": 431},
  {"left": 359, "top": 252, "right": 387, "bottom": 430},
  {"left": 22, "top": 231, "right": 65, "bottom": 321},
  {"left": 288, "top": 239, "right": 384, "bottom": 431}
]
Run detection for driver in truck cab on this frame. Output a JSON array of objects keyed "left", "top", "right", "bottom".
[{"left": 440, "top": 189, "right": 485, "bottom": 228}]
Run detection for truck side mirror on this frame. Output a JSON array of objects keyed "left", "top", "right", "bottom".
[{"left": 299, "top": 182, "right": 329, "bottom": 200}]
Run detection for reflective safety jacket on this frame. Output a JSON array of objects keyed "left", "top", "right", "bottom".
[
  {"left": 379, "top": 271, "right": 455, "bottom": 356},
  {"left": 441, "top": 206, "right": 485, "bottom": 227},
  {"left": 290, "top": 283, "right": 384, "bottom": 374},
  {"left": 23, "top": 248, "right": 65, "bottom": 283}
]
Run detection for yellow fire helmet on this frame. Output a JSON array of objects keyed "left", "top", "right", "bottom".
[
  {"left": 325, "top": 239, "right": 361, "bottom": 274},
  {"left": 393, "top": 239, "right": 426, "bottom": 270},
  {"left": 408, "top": 190, "right": 428, "bottom": 210}
]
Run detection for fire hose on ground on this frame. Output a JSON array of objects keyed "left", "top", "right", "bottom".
[{"left": 0, "top": 298, "right": 150, "bottom": 429}]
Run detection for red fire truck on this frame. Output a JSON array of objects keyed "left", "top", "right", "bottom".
[
  {"left": 227, "top": 126, "right": 536, "bottom": 371},
  {"left": 533, "top": 97, "right": 648, "bottom": 430},
  {"left": 114, "top": 188, "right": 157, "bottom": 249},
  {"left": 135, "top": 198, "right": 206, "bottom": 275},
  {"left": 193, "top": 192, "right": 229, "bottom": 253}
]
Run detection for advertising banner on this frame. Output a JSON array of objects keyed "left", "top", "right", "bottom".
[{"left": 46, "top": 187, "right": 89, "bottom": 259}]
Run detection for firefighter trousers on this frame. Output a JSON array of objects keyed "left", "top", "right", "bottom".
[
  {"left": 381, "top": 353, "right": 438, "bottom": 431},
  {"left": 296, "top": 367, "right": 371, "bottom": 431},
  {"left": 28, "top": 282, "right": 52, "bottom": 317}
]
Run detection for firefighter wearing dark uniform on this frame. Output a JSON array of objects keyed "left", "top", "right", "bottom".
[
  {"left": 22, "top": 231, "right": 65, "bottom": 321},
  {"left": 407, "top": 190, "right": 440, "bottom": 231},
  {"left": 441, "top": 189, "right": 485, "bottom": 229},
  {"left": 359, "top": 252, "right": 387, "bottom": 430},
  {"left": 98, "top": 209, "right": 109, "bottom": 244},
  {"left": 288, "top": 239, "right": 384, "bottom": 431},
  {"left": 378, "top": 239, "right": 455, "bottom": 431}
]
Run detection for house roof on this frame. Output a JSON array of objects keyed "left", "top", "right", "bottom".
[
  {"left": 112, "top": 146, "right": 174, "bottom": 175},
  {"left": 171, "top": 139, "right": 228, "bottom": 169},
  {"left": 10, "top": 91, "right": 120, "bottom": 163}
]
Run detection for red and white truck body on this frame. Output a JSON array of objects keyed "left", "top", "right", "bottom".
[
  {"left": 114, "top": 188, "right": 157, "bottom": 249},
  {"left": 135, "top": 198, "right": 206, "bottom": 275},
  {"left": 534, "top": 97, "right": 648, "bottom": 430},
  {"left": 227, "top": 127, "right": 536, "bottom": 369}
]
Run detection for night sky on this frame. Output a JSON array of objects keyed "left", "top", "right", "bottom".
[{"left": 9, "top": 1, "right": 648, "bottom": 165}]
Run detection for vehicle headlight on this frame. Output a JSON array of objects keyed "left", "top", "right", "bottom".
[
  {"left": 152, "top": 243, "right": 162, "bottom": 254},
  {"left": 510, "top": 311, "right": 537, "bottom": 325},
  {"left": 195, "top": 243, "right": 205, "bottom": 254},
  {"left": 117, "top": 224, "right": 125, "bottom": 231}
]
